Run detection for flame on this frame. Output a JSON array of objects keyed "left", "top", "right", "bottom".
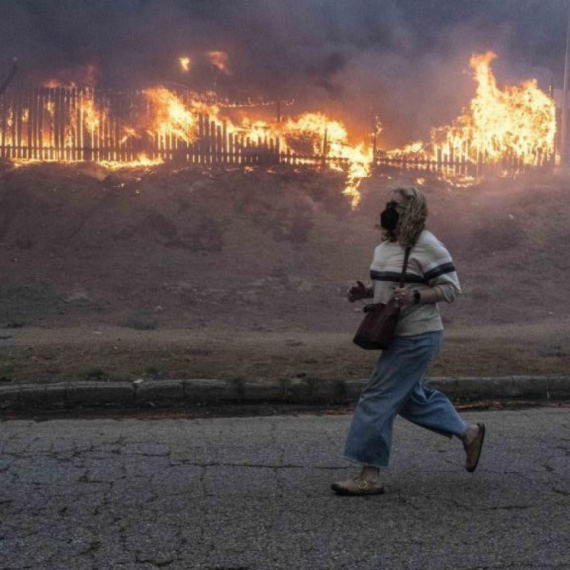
[
  {"left": 226, "top": 112, "right": 371, "bottom": 207},
  {"left": 100, "top": 154, "right": 164, "bottom": 170},
  {"left": 81, "top": 95, "right": 103, "bottom": 132},
  {"left": 391, "top": 141, "right": 425, "bottom": 156},
  {"left": 139, "top": 89, "right": 372, "bottom": 207},
  {"left": 388, "top": 52, "right": 556, "bottom": 167},
  {"left": 278, "top": 113, "right": 371, "bottom": 207},
  {"left": 120, "top": 127, "right": 138, "bottom": 145},
  {"left": 143, "top": 87, "right": 200, "bottom": 143},
  {"left": 4, "top": 81, "right": 371, "bottom": 208},
  {"left": 207, "top": 51, "right": 230, "bottom": 75},
  {"left": 13, "top": 154, "right": 163, "bottom": 170},
  {"left": 463, "top": 51, "right": 555, "bottom": 164},
  {"left": 179, "top": 57, "right": 191, "bottom": 73},
  {"left": 4, "top": 50, "right": 558, "bottom": 208},
  {"left": 43, "top": 79, "right": 68, "bottom": 89}
]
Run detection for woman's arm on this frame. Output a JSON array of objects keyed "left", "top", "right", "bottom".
[
  {"left": 417, "top": 235, "right": 461, "bottom": 304},
  {"left": 393, "top": 282, "right": 460, "bottom": 307},
  {"left": 416, "top": 283, "right": 459, "bottom": 304}
]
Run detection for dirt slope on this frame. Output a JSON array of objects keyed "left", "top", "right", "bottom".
[{"left": 0, "top": 162, "right": 569, "bottom": 382}]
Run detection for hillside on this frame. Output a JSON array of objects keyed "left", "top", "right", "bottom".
[{"left": 1, "top": 162, "right": 569, "bottom": 383}]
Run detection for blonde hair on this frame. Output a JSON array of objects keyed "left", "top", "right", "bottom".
[{"left": 382, "top": 186, "right": 428, "bottom": 248}]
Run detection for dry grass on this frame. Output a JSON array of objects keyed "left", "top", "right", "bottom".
[{"left": 0, "top": 320, "right": 568, "bottom": 385}]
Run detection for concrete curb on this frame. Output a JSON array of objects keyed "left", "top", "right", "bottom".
[{"left": 1, "top": 376, "right": 570, "bottom": 411}]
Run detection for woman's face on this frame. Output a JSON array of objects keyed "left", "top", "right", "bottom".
[{"left": 391, "top": 191, "right": 407, "bottom": 208}]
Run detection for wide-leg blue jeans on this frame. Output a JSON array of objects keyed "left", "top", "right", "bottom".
[{"left": 343, "top": 330, "right": 468, "bottom": 468}]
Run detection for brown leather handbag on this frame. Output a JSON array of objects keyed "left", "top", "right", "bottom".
[{"left": 353, "top": 247, "right": 412, "bottom": 350}]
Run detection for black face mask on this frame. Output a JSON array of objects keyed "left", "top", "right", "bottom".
[{"left": 380, "top": 201, "right": 400, "bottom": 231}]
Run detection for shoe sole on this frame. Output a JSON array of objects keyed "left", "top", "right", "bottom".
[
  {"left": 466, "top": 422, "right": 486, "bottom": 473},
  {"left": 331, "top": 483, "right": 385, "bottom": 496}
]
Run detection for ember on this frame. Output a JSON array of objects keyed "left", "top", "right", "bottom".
[
  {"left": 207, "top": 51, "right": 231, "bottom": 75},
  {"left": 179, "top": 57, "right": 191, "bottom": 73}
]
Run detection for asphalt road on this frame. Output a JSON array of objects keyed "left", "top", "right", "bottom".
[{"left": 1, "top": 407, "right": 569, "bottom": 570}]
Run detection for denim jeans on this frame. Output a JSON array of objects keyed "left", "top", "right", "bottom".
[{"left": 343, "top": 330, "right": 468, "bottom": 468}]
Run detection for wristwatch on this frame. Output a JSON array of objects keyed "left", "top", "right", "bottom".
[{"left": 413, "top": 290, "right": 421, "bottom": 304}]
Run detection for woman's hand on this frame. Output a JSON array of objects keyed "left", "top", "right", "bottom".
[
  {"left": 347, "top": 280, "right": 370, "bottom": 303},
  {"left": 392, "top": 287, "right": 413, "bottom": 307}
]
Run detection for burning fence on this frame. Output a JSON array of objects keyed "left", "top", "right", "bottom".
[
  {"left": 383, "top": 52, "right": 557, "bottom": 175},
  {"left": 0, "top": 83, "right": 370, "bottom": 205},
  {"left": 0, "top": 52, "right": 558, "bottom": 207}
]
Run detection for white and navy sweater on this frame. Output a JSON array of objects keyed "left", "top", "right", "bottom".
[{"left": 370, "top": 229, "right": 460, "bottom": 337}]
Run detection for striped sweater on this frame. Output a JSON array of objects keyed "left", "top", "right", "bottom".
[{"left": 370, "top": 229, "right": 461, "bottom": 337}]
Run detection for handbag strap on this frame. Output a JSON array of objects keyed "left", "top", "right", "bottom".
[{"left": 398, "top": 247, "right": 412, "bottom": 289}]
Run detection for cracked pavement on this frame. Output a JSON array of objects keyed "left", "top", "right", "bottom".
[{"left": 1, "top": 408, "right": 569, "bottom": 570}]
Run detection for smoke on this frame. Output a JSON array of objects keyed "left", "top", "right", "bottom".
[{"left": 0, "top": 0, "right": 567, "bottom": 145}]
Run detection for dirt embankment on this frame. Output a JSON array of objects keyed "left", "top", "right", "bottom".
[{"left": 1, "top": 162, "right": 569, "bottom": 383}]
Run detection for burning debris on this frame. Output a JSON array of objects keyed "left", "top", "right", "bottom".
[
  {"left": 179, "top": 57, "right": 191, "bottom": 73},
  {"left": 0, "top": 52, "right": 557, "bottom": 208}
]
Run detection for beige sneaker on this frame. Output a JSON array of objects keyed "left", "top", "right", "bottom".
[
  {"left": 331, "top": 474, "right": 385, "bottom": 496},
  {"left": 464, "top": 422, "right": 486, "bottom": 473}
]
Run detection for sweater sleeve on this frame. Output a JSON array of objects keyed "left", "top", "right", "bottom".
[{"left": 419, "top": 237, "right": 461, "bottom": 304}]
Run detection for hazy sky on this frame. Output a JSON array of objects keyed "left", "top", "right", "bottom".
[{"left": 1, "top": 0, "right": 567, "bottom": 144}]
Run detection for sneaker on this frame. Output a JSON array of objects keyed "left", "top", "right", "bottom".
[
  {"left": 331, "top": 474, "right": 385, "bottom": 496},
  {"left": 464, "top": 422, "right": 486, "bottom": 473}
]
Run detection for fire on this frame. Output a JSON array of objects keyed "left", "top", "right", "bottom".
[
  {"left": 464, "top": 52, "right": 555, "bottom": 163},
  {"left": 132, "top": 88, "right": 370, "bottom": 207},
  {"left": 148, "top": 90, "right": 371, "bottom": 205},
  {"left": 207, "top": 51, "right": 230, "bottom": 75},
  {"left": 143, "top": 87, "right": 201, "bottom": 143},
  {"left": 5, "top": 51, "right": 555, "bottom": 209},
  {"left": 43, "top": 80, "right": 65, "bottom": 89},
  {"left": 81, "top": 94, "right": 104, "bottom": 132},
  {"left": 388, "top": 52, "right": 556, "bottom": 167},
  {"left": 120, "top": 127, "right": 138, "bottom": 145},
  {"left": 390, "top": 141, "right": 425, "bottom": 156},
  {"left": 225, "top": 112, "right": 371, "bottom": 207},
  {"left": 179, "top": 57, "right": 191, "bottom": 73},
  {"left": 278, "top": 113, "right": 371, "bottom": 207},
  {"left": 1, "top": 78, "right": 371, "bottom": 207},
  {"left": 13, "top": 154, "right": 163, "bottom": 170},
  {"left": 100, "top": 154, "right": 164, "bottom": 170}
]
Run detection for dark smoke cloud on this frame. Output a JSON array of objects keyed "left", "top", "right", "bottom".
[{"left": 0, "top": 0, "right": 567, "bottom": 145}]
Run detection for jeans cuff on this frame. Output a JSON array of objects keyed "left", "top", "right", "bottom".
[{"left": 342, "top": 454, "right": 389, "bottom": 469}]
